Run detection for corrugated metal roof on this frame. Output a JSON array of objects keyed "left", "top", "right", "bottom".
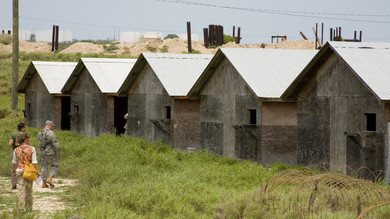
[
  {"left": 329, "top": 41, "right": 390, "bottom": 100},
  {"left": 20, "top": 61, "right": 77, "bottom": 94},
  {"left": 220, "top": 48, "right": 318, "bottom": 98},
  {"left": 143, "top": 53, "right": 213, "bottom": 96},
  {"left": 81, "top": 58, "right": 136, "bottom": 93}
]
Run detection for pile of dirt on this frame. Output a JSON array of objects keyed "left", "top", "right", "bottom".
[{"left": 0, "top": 38, "right": 315, "bottom": 56}]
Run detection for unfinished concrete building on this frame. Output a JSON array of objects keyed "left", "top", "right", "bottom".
[
  {"left": 282, "top": 42, "right": 390, "bottom": 178},
  {"left": 118, "top": 53, "right": 213, "bottom": 150},
  {"left": 188, "top": 48, "right": 317, "bottom": 165},
  {"left": 17, "top": 61, "right": 77, "bottom": 129},
  {"left": 61, "top": 58, "right": 136, "bottom": 137}
]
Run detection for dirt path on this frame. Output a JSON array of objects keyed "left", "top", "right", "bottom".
[{"left": 0, "top": 177, "right": 77, "bottom": 218}]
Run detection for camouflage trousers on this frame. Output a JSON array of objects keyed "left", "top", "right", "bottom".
[
  {"left": 16, "top": 171, "right": 33, "bottom": 211},
  {"left": 40, "top": 154, "right": 59, "bottom": 180}
]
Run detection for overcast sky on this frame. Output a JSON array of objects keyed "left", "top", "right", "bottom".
[{"left": 1, "top": 0, "right": 389, "bottom": 44}]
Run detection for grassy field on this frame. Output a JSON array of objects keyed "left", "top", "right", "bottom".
[{"left": 1, "top": 52, "right": 390, "bottom": 218}]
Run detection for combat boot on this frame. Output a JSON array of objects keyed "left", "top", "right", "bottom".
[
  {"left": 47, "top": 176, "right": 55, "bottom": 187},
  {"left": 42, "top": 180, "right": 48, "bottom": 188}
]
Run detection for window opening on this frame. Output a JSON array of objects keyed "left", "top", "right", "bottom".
[
  {"left": 248, "top": 109, "right": 257, "bottom": 125},
  {"left": 164, "top": 106, "right": 171, "bottom": 120},
  {"left": 365, "top": 113, "right": 376, "bottom": 131}
]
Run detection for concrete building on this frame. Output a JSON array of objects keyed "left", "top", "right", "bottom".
[
  {"left": 61, "top": 58, "right": 136, "bottom": 137},
  {"left": 17, "top": 61, "right": 77, "bottom": 129},
  {"left": 119, "top": 31, "right": 142, "bottom": 43},
  {"left": 1, "top": 29, "right": 31, "bottom": 41},
  {"left": 35, "top": 30, "right": 72, "bottom": 42},
  {"left": 118, "top": 53, "right": 213, "bottom": 150},
  {"left": 177, "top": 33, "right": 200, "bottom": 41},
  {"left": 282, "top": 42, "right": 390, "bottom": 178},
  {"left": 141, "top": 32, "right": 163, "bottom": 41},
  {"left": 188, "top": 48, "right": 317, "bottom": 164}
]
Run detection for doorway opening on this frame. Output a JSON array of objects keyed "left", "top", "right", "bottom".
[
  {"left": 114, "top": 96, "right": 128, "bottom": 135},
  {"left": 61, "top": 96, "right": 71, "bottom": 130}
]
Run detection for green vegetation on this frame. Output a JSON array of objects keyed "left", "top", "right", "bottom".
[
  {"left": 159, "top": 45, "right": 169, "bottom": 53},
  {"left": 146, "top": 45, "right": 157, "bottom": 52},
  {"left": 223, "top": 34, "right": 237, "bottom": 44},
  {"left": 164, "top": 34, "right": 179, "bottom": 40},
  {"left": 103, "top": 42, "right": 119, "bottom": 52},
  {"left": 1, "top": 53, "right": 390, "bottom": 218},
  {"left": 0, "top": 34, "right": 12, "bottom": 45}
]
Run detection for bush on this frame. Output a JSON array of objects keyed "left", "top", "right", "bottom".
[
  {"left": 164, "top": 34, "right": 179, "bottom": 40},
  {"left": 223, "top": 35, "right": 236, "bottom": 44},
  {"left": 146, "top": 45, "right": 157, "bottom": 52},
  {"left": 0, "top": 35, "right": 12, "bottom": 45}
]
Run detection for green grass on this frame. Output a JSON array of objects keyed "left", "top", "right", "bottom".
[{"left": 1, "top": 53, "right": 390, "bottom": 218}]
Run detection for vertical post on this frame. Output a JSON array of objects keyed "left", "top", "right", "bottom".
[
  {"left": 330, "top": 28, "right": 333, "bottom": 41},
  {"left": 55, "top": 25, "right": 59, "bottom": 52},
  {"left": 233, "top": 26, "right": 235, "bottom": 37},
  {"left": 11, "top": 0, "right": 19, "bottom": 110},
  {"left": 357, "top": 196, "right": 361, "bottom": 217},
  {"left": 360, "top": 31, "right": 362, "bottom": 42},
  {"left": 208, "top": 25, "right": 214, "bottom": 46},
  {"left": 386, "top": 122, "right": 390, "bottom": 186},
  {"left": 203, "top": 28, "right": 209, "bottom": 48},
  {"left": 52, "top": 25, "right": 55, "bottom": 52},
  {"left": 236, "top": 27, "right": 241, "bottom": 44},
  {"left": 187, "top": 21, "right": 192, "bottom": 53},
  {"left": 321, "top": 23, "right": 324, "bottom": 46},
  {"left": 315, "top": 23, "right": 318, "bottom": 50},
  {"left": 339, "top": 27, "right": 342, "bottom": 39},
  {"left": 354, "top": 31, "right": 357, "bottom": 41}
]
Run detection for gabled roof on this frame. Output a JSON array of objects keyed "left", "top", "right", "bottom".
[
  {"left": 118, "top": 53, "right": 213, "bottom": 97},
  {"left": 62, "top": 58, "right": 136, "bottom": 94},
  {"left": 282, "top": 41, "right": 390, "bottom": 101},
  {"left": 17, "top": 61, "right": 77, "bottom": 94},
  {"left": 188, "top": 48, "right": 317, "bottom": 99}
]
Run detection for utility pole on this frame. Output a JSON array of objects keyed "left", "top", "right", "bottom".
[{"left": 11, "top": 0, "right": 19, "bottom": 110}]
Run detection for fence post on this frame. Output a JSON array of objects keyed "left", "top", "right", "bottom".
[
  {"left": 203, "top": 28, "right": 209, "bottom": 48},
  {"left": 187, "top": 21, "right": 192, "bottom": 53}
]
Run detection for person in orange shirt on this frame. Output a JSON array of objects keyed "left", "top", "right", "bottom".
[{"left": 11, "top": 134, "right": 40, "bottom": 211}]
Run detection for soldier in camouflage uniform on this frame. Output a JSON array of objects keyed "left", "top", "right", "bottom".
[{"left": 38, "top": 120, "right": 61, "bottom": 188}]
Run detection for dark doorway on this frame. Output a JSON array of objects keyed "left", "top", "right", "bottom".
[
  {"left": 61, "top": 96, "right": 71, "bottom": 130},
  {"left": 114, "top": 96, "right": 128, "bottom": 135}
]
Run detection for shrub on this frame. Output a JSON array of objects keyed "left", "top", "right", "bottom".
[
  {"left": 146, "top": 45, "right": 157, "bottom": 52},
  {"left": 159, "top": 45, "right": 168, "bottom": 53},
  {"left": 164, "top": 34, "right": 179, "bottom": 40},
  {"left": 223, "top": 34, "right": 236, "bottom": 44},
  {"left": 0, "top": 35, "right": 12, "bottom": 45}
]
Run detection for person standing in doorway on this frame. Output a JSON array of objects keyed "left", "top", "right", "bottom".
[
  {"left": 8, "top": 123, "right": 26, "bottom": 190},
  {"left": 38, "top": 120, "right": 61, "bottom": 188},
  {"left": 12, "top": 133, "right": 39, "bottom": 211}
]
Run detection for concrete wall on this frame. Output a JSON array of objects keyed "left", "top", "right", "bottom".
[
  {"left": 261, "top": 102, "right": 297, "bottom": 165},
  {"left": 127, "top": 64, "right": 173, "bottom": 145},
  {"left": 24, "top": 72, "right": 56, "bottom": 128},
  {"left": 297, "top": 53, "right": 385, "bottom": 176},
  {"left": 199, "top": 58, "right": 261, "bottom": 161},
  {"left": 70, "top": 68, "right": 109, "bottom": 137}
]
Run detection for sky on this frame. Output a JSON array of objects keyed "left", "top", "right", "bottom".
[{"left": 1, "top": 0, "right": 390, "bottom": 44}]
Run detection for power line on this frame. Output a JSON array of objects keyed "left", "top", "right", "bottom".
[
  {"left": 20, "top": 16, "right": 184, "bottom": 33},
  {"left": 155, "top": 0, "right": 390, "bottom": 24}
]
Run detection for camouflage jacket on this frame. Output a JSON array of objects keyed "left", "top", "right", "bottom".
[{"left": 38, "top": 128, "right": 61, "bottom": 156}]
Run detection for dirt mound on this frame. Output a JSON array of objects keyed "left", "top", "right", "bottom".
[
  {"left": 0, "top": 38, "right": 315, "bottom": 56},
  {"left": 0, "top": 41, "right": 51, "bottom": 54},
  {"left": 60, "top": 42, "right": 104, "bottom": 54}
]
